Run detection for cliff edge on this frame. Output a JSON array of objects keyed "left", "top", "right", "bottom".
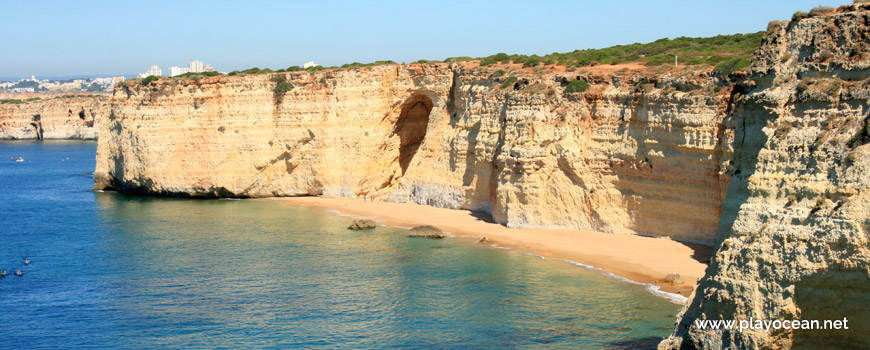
[
  {"left": 660, "top": 4, "right": 870, "bottom": 349},
  {"left": 0, "top": 96, "right": 108, "bottom": 140}
]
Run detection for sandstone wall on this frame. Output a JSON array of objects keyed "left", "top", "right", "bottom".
[
  {"left": 0, "top": 96, "right": 108, "bottom": 139},
  {"left": 661, "top": 5, "right": 870, "bottom": 349},
  {"left": 95, "top": 64, "right": 734, "bottom": 244}
]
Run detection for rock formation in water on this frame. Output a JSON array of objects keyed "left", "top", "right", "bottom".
[
  {"left": 0, "top": 96, "right": 108, "bottom": 139},
  {"left": 408, "top": 225, "right": 446, "bottom": 238},
  {"left": 660, "top": 4, "right": 870, "bottom": 349},
  {"left": 348, "top": 219, "right": 377, "bottom": 230},
  {"left": 95, "top": 60, "right": 735, "bottom": 245}
]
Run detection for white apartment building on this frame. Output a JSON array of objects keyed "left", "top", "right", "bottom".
[
  {"left": 188, "top": 60, "right": 204, "bottom": 73},
  {"left": 168, "top": 66, "right": 190, "bottom": 77},
  {"left": 168, "top": 61, "right": 214, "bottom": 77},
  {"left": 138, "top": 65, "right": 163, "bottom": 78},
  {"left": 303, "top": 61, "right": 320, "bottom": 69}
]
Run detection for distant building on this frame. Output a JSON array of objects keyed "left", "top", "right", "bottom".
[
  {"left": 303, "top": 61, "right": 320, "bottom": 69},
  {"left": 188, "top": 60, "right": 204, "bottom": 73},
  {"left": 167, "top": 61, "right": 214, "bottom": 77},
  {"left": 168, "top": 66, "right": 190, "bottom": 77},
  {"left": 138, "top": 65, "right": 162, "bottom": 78}
]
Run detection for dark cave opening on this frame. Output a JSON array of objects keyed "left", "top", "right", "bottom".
[{"left": 393, "top": 93, "right": 433, "bottom": 175}]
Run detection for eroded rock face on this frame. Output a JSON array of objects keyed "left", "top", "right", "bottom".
[
  {"left": 0, "top": 96, "right": 108, "bottom": 139},
  {"left": 96, "top": 63, "right": 734, "bottom": 244},
  {"left": 660, "top": 5, "right": 870, "bottom": 349}
]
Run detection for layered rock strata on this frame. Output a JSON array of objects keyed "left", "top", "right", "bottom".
[
  {"left": 661, "top": 5, "right": 870, "bottom": 349},
  {"left": 0, "top": 96, "right": 108, "bottom": 139},
  {"left": 95, "top": 63, "right": 735, "bottom": 244},
  {"left": 95, "top": 4, "right": 870, "bottom": 349}
]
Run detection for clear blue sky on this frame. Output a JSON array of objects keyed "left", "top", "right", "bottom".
[{"left": 0, "top": 0, "right": 850, "bottom": 78}]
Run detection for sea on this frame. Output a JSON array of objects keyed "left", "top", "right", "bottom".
[{"left": 0, "top": 140, "right": 679, "bottom": 349}]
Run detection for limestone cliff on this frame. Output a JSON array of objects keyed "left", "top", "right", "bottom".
[
  {"left": 94, "top": 4, "right": 870, "bottom": 348},
  {"left": 95, "top": 63, "right": 735, "bottom": 244},
  {"left": 660, "top": 4, "right": 870, "bottom": 349},
  {"left": 0, "top": 96, "right": 108, "bottom": 139}
]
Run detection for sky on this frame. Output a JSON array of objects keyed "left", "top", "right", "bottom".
[{"left": 0, "top": 0, "right": 851, "bottom": 78}]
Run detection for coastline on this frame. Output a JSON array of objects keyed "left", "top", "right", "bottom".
[{"left": 266, "top": 196, "right": 713, "bottom": 303}]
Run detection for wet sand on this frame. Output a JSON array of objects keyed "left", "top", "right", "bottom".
[{"left": 268, "top": 196, "right": 713, "bottom": 301}]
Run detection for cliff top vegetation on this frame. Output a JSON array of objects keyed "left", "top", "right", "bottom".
[
  {"left": 130, "top": 30, "right": 765, "bottom": 86},
  {"left": 471, "top": 32, "right": 763, "bottom": 74}
]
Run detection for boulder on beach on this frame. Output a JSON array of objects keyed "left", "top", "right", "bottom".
[
  {"left": 661, "top": 274, "right": 684, "bottom": 285},
  {"left": 408, "top": 225, "right": 445, "bottom": 238},
  {"left": 348, "top": 219, "right": 376, "bottom": 230}
]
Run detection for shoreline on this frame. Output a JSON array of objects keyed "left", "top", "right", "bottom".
[{"left": 266, "top": 196, "right": 713, "bottom": 303}]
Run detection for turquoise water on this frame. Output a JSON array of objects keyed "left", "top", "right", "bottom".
[{"left": 0, "top": 141, "right": 679, "bottom": 349}]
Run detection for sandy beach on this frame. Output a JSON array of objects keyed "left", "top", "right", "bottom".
[{"left": 268, "top": 196, "right": 713, "bottom": 300}]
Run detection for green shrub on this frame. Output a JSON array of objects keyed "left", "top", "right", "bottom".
[
  {"left": 176, "top": 71, "right": 221, "bottom": 79},
  {"left": 443, "top": 56, "right": 474, "bottom": 63},
  {"left": 793, "top": 11, "right": 810, "bottom": 21},
  {"left": 523, "top": 58, "right": 540, "bottom": 67},
  {"left": 492, "top": 69, "right": 505, "bottom": 77},
  {"left": 237, "top": 67, "right": 273, "bottom": 75},
  {"left": 500, "top": 76, "right": 517, "bottom": 89},
  {"left": 809, "top": 6, "right": 835, "bottom": 16},
  {"left": 767, "top": 21, "right": 781, "bottom": 35},
  {"left": 141, "top": 75, "right": 160, "bottom": 85},
  {"left": 563, "top": 79, "right": 590, "bottom": 94},
  {"left": 713, "top": 57, "right": 751, "bottom": 75},
  {"left": 271, "top": 75, "right": 294, "bottom": 105}
]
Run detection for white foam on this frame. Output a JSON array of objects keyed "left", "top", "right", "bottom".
[{"left": 490, "top": 245, "right": 689, "bottom": 305}]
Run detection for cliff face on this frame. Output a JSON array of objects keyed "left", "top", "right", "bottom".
[
  {"left": 0, "top": 96, "right": 108, "bottom": 139},
  {"left": 661, "top": 5, "right": 870, "bottom": 349},
  {"left": 94, "top": 4, "right": 870, "bottom": 348},
  {"left": 95, "top": 64, "right": 734, "bottom": 244}
]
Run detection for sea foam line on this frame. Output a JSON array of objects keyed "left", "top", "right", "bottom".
[{"left": 490, "top": 244, "right": 689, "bottom": 305}]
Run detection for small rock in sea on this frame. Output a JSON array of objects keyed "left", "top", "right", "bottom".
[
  {"left": 478, "top": 237, "right": 487, "bottom": 243},
  {"left": 408, "top": 225, "right": 445, "bottom": 238},
  {"left": 661, "top": 274, "right": 684, "bottom": 285},
  {"left": 347, "top": 219, "right": 376, "bottom": 230}
]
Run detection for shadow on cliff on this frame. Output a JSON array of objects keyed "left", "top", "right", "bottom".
[
  {"left": 675, "top": 241, "right": 715, "bottom": 265},
  {"left": 393, "top": 93, "right": 433, "bottom": 175},
  {"left": 666, "top": 85, "right": 774, "bottom": 348},
  {"left": 791, "top": 270, "right": 870, "bottom": 349}
]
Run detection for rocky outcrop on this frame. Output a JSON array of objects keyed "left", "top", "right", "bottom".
[
  {"left": 95, "top": 62, "right": 734, "bottom": 244},
  {"left": 0, "top": 96, "right": 108, "bottom": 139},
  {"left": 408, "top": 225, "right": 445, "bottom": 238},
  {"left": 660, "top": 5, "right": 870, "bottom": 349},
  {"left": 348, "top": 219, "right": 376, "bottom": 230}
]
